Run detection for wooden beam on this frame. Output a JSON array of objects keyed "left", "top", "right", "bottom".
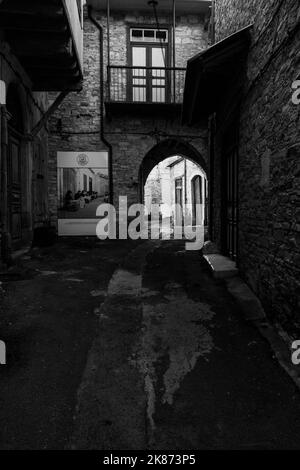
[
  {"left": 29, "top": 91, "right": 69, "bottom": 138},
  {"left": 33, "top": 78, "right": 83, "bottom": 92},
  {"left": 11, "top": 38, "right": 72, "bottom": 58},
  {"left": 26, "top": 62, "right": 78, "bottom": 73},
  {"left": 30, "top": 70, "right": 81, "bottom": 80},
  {"left": 23, "top": 56, "right": 78, "bottom": 69},
  {"left": 0, "top": 15, "right": 67, "bottom": 33},
  {"left": 0, "top": 1, "right": 64, "bottom": 18},
  {"left": 7, "top": 30, "right": 69, "bottom": 44}
]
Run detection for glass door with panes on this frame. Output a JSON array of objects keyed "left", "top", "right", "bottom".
[{"left": 130, "top": 28, "right": 169, "bottom": 103}]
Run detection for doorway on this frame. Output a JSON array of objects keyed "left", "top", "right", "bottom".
[
  {"left": 175, "top": 177, "right": 183, "bottom": 225},
  {"left": 222, "top": 125, "right": 239, "bottom": 260},
  {"left": 143, "top": 154, "right": 207, "bottom": 230},
  {"left": 130, "top": 27, "right": 169, "bottom": 103},
  {"left": 191, "top": 175, "right": 203, "bottom": 226},
  {"left": 8, "top": 133, "right": 22, "bottom": 246},
  {"left": 6, "top": 84, "right": 25, "bottom": 249}
]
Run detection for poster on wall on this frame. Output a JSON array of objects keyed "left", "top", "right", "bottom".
[{"left": 57, "top": 151, "right": 109, "bottom": 236}]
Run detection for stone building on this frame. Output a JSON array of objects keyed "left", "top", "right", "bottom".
[
  {"left": 183, "top": 0, "right": 300, "bottom": 329},
  {"left": 0, "top": 0, "right": 83, "bottom": 263},
  {"left": 48, "top": 0, "right": 211, "bottom": 235},
  {"left": 144, "top": 156, "right": 207, "bottom": 225}
]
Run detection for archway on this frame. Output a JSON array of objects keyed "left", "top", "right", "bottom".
[
  {"left": 139, "top": 138, "right": 207, "bottom": 203},
  {"left": 140, "top": 139, "right": 208, "bottom": 231}
]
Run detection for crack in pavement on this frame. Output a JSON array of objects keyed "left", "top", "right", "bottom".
[{"left": 130, "top": 280, "right": 216, "bottom": 444}]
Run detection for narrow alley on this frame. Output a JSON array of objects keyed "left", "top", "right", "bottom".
[
  {"left": 70, "top": 241, "right": 300, "bottom": 450},
  {"left": 1, "top": 239, "right": 299, "bottom": 450},
  {"left": 0, "top": 0, "right": 299, "bottom": 455}
]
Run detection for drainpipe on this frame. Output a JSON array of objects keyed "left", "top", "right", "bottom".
[
  {"left": 88, "top": 6, "right": 113, "bottom": 205},
  {"left": 184, "top": 156, "right": 187, "bottom": 206},
  {"left": 210, "top": 0, "right": 216, "bottom": 44},
  {"left": 107, "top": 0, "right": 111, "bottom": 102},
  {"left": 172, "top": 0, "right": 176, "bottom": 101}
]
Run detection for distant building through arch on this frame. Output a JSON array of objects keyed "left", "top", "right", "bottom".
[{"left": 139, "top": 139, "right": 207, "bottom": 204}]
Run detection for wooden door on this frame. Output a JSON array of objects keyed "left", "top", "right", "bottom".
[
  {"left": 191, "top": 175, "right": 202, "bottom": 225},
  {"left": 175, "top": 177, "right": 183, "bottom": 225},
  {"left": 8, "top": 134, "right": 22, "bottom": 244},
  {"left": 224, "top": 147, "right": 238, "bottom": 260}
]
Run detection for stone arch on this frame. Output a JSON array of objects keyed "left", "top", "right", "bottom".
[{"left": 138, "top": 138, "right": 207, "bottom": 202}]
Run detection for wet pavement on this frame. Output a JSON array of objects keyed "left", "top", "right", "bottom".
[
  {"left": 0, "top": 238, "right": 139, "bottom": 449},
  {"left": 1, "top": 239, "right": 300, "bottom": 450},
  {"left": 70, "top": 240, "right": 300, "bottom": 450}
]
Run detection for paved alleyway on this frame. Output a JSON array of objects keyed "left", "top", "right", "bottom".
[
  {"left": 1, "top": 239, "right": 300, "bottom": 450},
  {"left": 70, "top": 241, "right": 300, "bottom": 450},
  {"left": 0, "top": 239, "right": 139, "bottom": 449}
]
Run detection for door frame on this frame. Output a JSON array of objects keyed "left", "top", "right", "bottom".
[
  {"left": 128, "top": 25, "right": 171, "bottom": 103},
  {"left": 221, "top": 122, "right": 239, "bottom": 261},
  {"left": 7, "top": 127, "right": 23, "bottom": 248},
  {"left": 175, "top": 176, "right": 183, "bottom": 225},
  {"left": 191, "top": 174, "right": 203, "bottom": 226}
]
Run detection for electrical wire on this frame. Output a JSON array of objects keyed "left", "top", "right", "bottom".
[
  {"left": 148, "top": 0, "right": 173, "bottom": 100},
  {"left": 149, "top": 0, "right": 166, "bottom": 65}
]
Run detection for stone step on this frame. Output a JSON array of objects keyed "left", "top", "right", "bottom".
[{"left": 203, "top": 254, "right": 238, "bottom": 279}]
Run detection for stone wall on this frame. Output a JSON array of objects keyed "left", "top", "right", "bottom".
[
  {"left": 212, "top": 0, "right": 300, "bottom": 330},
  {"left": 49, "top": 7, "right": 210, "bottom": 218},
  {"left": 144, "top": 156, "right": 206, "bottom": 216},
  {"left": 48, "top": 11, "right": 104, "bottom": 221},
  {"left": 105, "top": 113, "right": 208, "bottom": 206}
]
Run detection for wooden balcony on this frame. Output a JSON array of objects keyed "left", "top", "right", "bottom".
[
  {"left": 87, "top": 0, "right": 211, "bottom": 15},
  {"left": 0, "top": 0, "right": 84, "bottom": 91},
  {"left": 105, "top": 65, "right": 186, "bottom": 117}
]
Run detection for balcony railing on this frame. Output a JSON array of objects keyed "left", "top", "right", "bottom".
[{"left": 107, "top": 66, "right": 186, "bottom": 105}]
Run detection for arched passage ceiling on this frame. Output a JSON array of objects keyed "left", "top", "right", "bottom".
[{"left": 139, "top": 138, "right": 207, "bottom": 187}]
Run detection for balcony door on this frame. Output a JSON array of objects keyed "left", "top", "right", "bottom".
[{"left": 130, "top": 28, "right": 169, "bottom": 103}]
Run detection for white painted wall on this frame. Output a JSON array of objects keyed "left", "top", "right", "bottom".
[{"left": 144, "top": 156, "right": 207, "bottom": 223}]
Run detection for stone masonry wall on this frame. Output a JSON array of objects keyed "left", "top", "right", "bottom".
[
  {"left": 213, "top": 0, "right": 300, "bottom": 330},
  {"left": 48, "top": 10, "right": 104, "bottom": 221},
  {"left": 105, "top": 113, "right": 207, "bottom": 206},
  {"left": 49, "top": 7, "right": 210, "bottom": 217}
]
